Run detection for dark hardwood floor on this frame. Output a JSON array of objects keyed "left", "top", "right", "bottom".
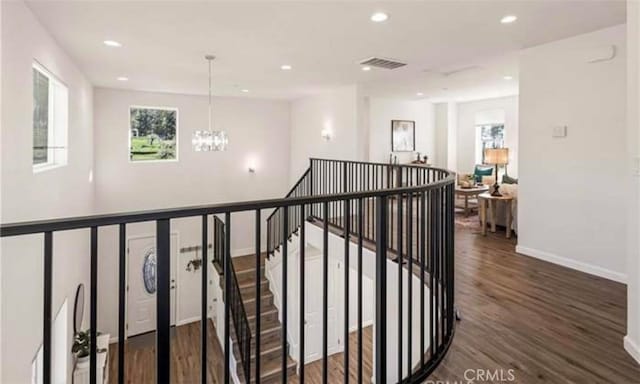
[
  {"left": 430, "top": 221, "right": 640, "bottom": 383},
  {"left": 109, "top": 216, "right": 640, "bottom": 383}
]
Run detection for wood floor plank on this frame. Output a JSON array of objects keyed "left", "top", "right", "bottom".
[{"left": 108, "top": 215, "right": 640, "bottom": 383}]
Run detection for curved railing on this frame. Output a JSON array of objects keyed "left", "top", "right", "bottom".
[
  {"left": 0, "top": 158, "right": 455, "bottom": 384},
  {"left": 267, "top": 158, "right": 456, "bottom": 383}
]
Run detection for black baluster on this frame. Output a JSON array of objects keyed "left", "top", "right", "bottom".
[
  {"left": 299, "top": 205, "right": 306, "bottom": 384},
  {"left": 201, "top": 216, "right": 208, "bottom": 384},
  {"left": 255, "top": 210, "right": 262, "bottom": 384},
  {"left": 224, "top": 213, "right": 231, "bottom": 384},
  {"left": 322, "top": 201, "right": 329, "bottom": 384},
  {"left": 90, "top": 227, "right": 98, "bottom": 384},
  {"left": 156, "top": 219, "right": 171, "bottom": 383},
  {"left": 344, "top": 198, "right": 350, "bottom": 384},
  {"left": 357, "top": 198, "right": 364, "bottom": 384},
  {"left": 397, "top": 192, "right": 403, "bottom": 382},
  {"left": 407, "top": 195, "right": 413, "bottom": 376},
  {"left": 375, "top": 196, "right": 388, "bottom": 384},
  {"left": 282, "top": 206, "right": 288, "bottom": 384},
  {"left": 43, "top": 231, "right": 52, "bottom": 384},
  {"left": 118, "top": 224, "right": 126, "bottom": 384},
  {"left": 420, "top": 190, "right": 427, "bottom": 366}
]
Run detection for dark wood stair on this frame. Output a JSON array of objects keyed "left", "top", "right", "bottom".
[{"left": 224, "top": 254, "right": 297, "bottom": 383}]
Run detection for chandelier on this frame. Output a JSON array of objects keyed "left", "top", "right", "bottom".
[{"left": 192, "top": 55, "right": 228, "bottom": 151}]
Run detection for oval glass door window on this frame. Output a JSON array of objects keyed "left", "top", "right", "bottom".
[{"left": 142, "top": 247, "right": 157, "bottom": 294}]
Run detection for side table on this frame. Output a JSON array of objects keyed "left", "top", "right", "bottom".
[{"left": 479, "top": 192, "right": 514, "bottom": 239}]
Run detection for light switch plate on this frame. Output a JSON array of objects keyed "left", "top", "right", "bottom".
[
  {"left": 552, "top": 125, "right": 567, "bottom": 138},
  {"left": 634, "top": 156, "right": 640, "bottom": 176}
]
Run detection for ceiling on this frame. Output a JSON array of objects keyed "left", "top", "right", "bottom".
[{"left": 25, "top": 0, "right": 626, "bottom": 101}]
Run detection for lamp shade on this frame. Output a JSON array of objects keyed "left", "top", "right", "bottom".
[{"left": 484, "top": 148, "right": 509, "bottom": 165}]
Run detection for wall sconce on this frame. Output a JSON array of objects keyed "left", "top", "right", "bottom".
[
  {"left": 321, "top": 127, "right": 333, "bottom": 141},
  {"left": 247, "top": 157, "right": 258, "bottom": 173},
  {"left": 321, "top": 120, "right": 333, "bottom": 141}
]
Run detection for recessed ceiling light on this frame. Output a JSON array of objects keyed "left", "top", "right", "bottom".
[
  {"left": 117, "top": 76, "right": 128, "bottom": 81},
  {"left": 371, "top": 12, "right": 389, "bottom": 22},
  {"left": 362, "top": 66, "right": 371, "bottom": 71},
  {"left": 103, "top": 40, "right": 122, "bottom": 47},
  {"left": 503, "top": 75, "right": 513, "bottom": 80},
  {"left": 241, "top": 89, "right": 249, "bottom": 93},
  {"left": 416, "top": 92, "right": 424, "bottom": 96},
  {"left": 500, "top": 15, "right": 517, "bottom": 24},
  {"left": 281, "top": 64, "right": 292, "bottom": 70}
]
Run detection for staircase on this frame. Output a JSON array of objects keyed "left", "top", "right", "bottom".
[{"left": 226, "top": 254, "right": 297, "bottom": 383}]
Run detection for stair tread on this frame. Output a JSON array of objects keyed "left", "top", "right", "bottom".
[
  {"left": 231, "top": 322, "right": 281, "bottom": 342},
  {"left": 238, "top": 354, "right": 297, "bottom": 383}
]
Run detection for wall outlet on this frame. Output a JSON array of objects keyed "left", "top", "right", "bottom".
[{"left": 552, "top": 125, "right": 567, "bottom": 138}]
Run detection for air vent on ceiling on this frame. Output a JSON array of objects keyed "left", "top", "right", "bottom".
[{"left": 360, "top": 57, "right": 407, "bottom": 70}]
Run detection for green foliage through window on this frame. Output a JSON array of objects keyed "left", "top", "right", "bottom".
[{"left": 130, "top": 107, "right": 178, "bottom": 161}]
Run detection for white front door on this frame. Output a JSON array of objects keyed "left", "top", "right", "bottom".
[
  {"left": 304, "top": 255, "right": 342, "bottom": 363},
  {"left": 127, "top": 234, "right": 178, "bottom": 337}
]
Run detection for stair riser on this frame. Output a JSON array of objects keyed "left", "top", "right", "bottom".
[
  {"left": 248, "top": 310, "right": 279, "bottom": 329},
  {"left": 240, "top": 281, "right": 269, "bottom": 297},
  {"left": 235, "top": 267, "right": 266, "bottom": 285},
  {"left": 244, "top": 295, "right": 275, "bottom": 317},
  {"left": 232, "top": 329, "right": 283, "bottom": 357}
]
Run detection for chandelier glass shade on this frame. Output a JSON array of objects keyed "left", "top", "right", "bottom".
[{"left": 192, "top": 55, "right": 227, "bottom": 151}]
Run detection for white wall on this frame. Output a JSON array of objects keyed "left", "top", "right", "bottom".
[
  {"left": 434, "top": 103, "right": 449, "bottom": 168},
  {"left": 92, "top": 87, "right": 291, "bottom": 337},
  {"left": 517, "top": 25, "right": 627, "bottom": 283},
  {"left": 368, "top": 98, "right": 436, "bottom": 164},
  {"left": 456, "top": 96, "right": 519, "bottom": 176},
  {"left": 625, "top": 0, "right": 640, "bottom": 364},
  {"left": 0, "top": 1, "right": 94, "bottom": 382},
  {"left": 289, "top": 85, "right": 366, "bottom": 183}
]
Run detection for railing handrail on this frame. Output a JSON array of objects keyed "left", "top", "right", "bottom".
[
  {"left": 2, "top": 158, "right": 456, "bottom": 384},
  {"left": 309, "top": 157, "right": 449, "bottom": 170},
  {"left": 266, "top": 167, "right": 311, "bottom": 222},
  {"left": 229, "top": 248, "right": 252, "bottom": 381},
  {"left": 0, "top": 170, "right": 454, "bottom": 237}
]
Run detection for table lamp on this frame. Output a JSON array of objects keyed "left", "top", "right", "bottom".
[{"left": 484, "top": 148, "right": 509, "bottom": 197}]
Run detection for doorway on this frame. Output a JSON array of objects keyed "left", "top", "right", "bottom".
[
  {"left": 127, "top": 233, "right": 178, "bottom": 337},
  {"left": 303, "top": 254, "right": 342, "bottom": 363}
]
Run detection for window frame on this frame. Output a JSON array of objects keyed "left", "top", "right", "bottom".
[
  {"left": 128, "top": 105, "right": 180, "bottom": 164},
  {"left": 475, "top": 123, "right": 506, "bottom": 165},
  {"left": 32, "top": 61, "right": 68, "bottom": 173}
]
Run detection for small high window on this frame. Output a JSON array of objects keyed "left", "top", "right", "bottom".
[
  {"left": 32, "top": 62, "right": 68, "bottom": 171},
  {"left": 129, "top": 106, "right": 178, "bottom": 162},
  {"left": 477, "top": 124, "right": 505, "bottom": 164}
]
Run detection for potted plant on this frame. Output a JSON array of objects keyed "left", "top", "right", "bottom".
[{"left": 72, "top": 330, "right": 105, "bottom": 368}]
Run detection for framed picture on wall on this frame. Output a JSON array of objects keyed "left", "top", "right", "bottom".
[{"left": 391, "top": 120, "right": 415, "bottom": 152}]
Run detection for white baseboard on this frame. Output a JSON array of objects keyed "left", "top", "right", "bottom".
[
  {"left": 624, "top": 335, "right": 640, "bottom": 364},
  {"left": 515, "top": 245, "right": 626, "bottom": 284},
  {"left": 176, "top": 316, "right": 201, "bottom": 326},
  {"left": 349, "top": 320, "right": 374, "bottom": 333},
  {"left": 231, "top": 246, "right": 264, "bottom": 257}
]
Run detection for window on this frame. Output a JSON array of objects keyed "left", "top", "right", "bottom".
[
  {"left": 129, "top": 106, "right": 178, "bottom": 162},
  {"left": 32, "top": 62, "right": 68, "bottom": 171},
  {"left": 477, "top": 124, "right": 505, "bottom": 164}
]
